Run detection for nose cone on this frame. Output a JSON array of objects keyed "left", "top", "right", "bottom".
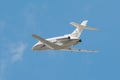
[
  {"left": 32, "top": 41, "right": 42, "bottom": 50},
  {"left": 32, "top": 45, "right": 37, "bottom": 50},
  {"left": 32, "top": 43, "right": 40, "bottom": 50}
]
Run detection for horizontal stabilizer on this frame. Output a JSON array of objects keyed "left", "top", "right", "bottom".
[
  {"left": 85, "top": 26, "right": 98, "bottom": 30},
  {"left": 70, "top": 20, "right": 88, "bottom": 27},
  {"left": 70, "top": 20, "right": 98, "bottom": 30},
  {"left": 70, "top": 22, "right": 80, "bottom": 28}
]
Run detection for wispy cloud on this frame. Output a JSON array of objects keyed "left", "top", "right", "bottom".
[
  {"left": 9, "top": 42, "right": 26, "bottom": 63},
  {"left": 0, "top": 2, "right": 39, "bottom": 80},
  {"left": 0, "top": 42, "right": 26, "bottom": 80}
]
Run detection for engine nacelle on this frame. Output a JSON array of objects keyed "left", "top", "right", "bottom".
[
  {"left": 79, "top": 39, "right": 82, "bottom": 42},
  {"left": 68, "top": 36, "right": 70, "bottom": 39},
  {"left": 67, "top": 36, "right": 82, "bottom": 43}
]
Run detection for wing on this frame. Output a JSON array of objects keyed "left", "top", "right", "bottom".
[
  {"left": 60, "top": 48, "right": 99, "bottom": 52},
  {"left": 32, "top": 34, "right": 62, "bottom": 49}
]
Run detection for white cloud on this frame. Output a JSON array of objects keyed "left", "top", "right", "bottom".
[
  {"left": 10, "top": 42, "right": 26, "bottom": 63},
  {"left": 0, "top": 42, "right": 26, "bottom": 80}
]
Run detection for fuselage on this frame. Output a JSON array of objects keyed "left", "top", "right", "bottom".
[{"left": 32, "top": 35, "right": 81, "bottom": 50}]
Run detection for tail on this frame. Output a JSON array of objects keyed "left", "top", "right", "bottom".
[{"left": 70, "top": 20, "right": 98, "bottom": 38}]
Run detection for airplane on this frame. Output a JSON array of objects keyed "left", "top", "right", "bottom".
[{"left": 32, "top": 20, "right": 98, "bottom": 52}]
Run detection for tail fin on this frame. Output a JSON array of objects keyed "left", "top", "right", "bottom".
[
  {"left": 70, "top": 20, "right": 98, "bottom": 38},
  {"left": 81, "top": 20, "right": 88, "bottom": 26}
]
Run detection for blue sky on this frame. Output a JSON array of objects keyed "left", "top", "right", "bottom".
[{"left": 0, "top": 0, "right": 120, "bottom": 80}]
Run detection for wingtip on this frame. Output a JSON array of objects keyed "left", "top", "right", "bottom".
[{"left": 32, "top": 34, "right": 37, "bottom": 37}]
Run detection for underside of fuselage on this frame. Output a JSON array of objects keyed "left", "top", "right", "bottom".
[{"left": 32, "top": 38, "right": 82, "bottom": 50}]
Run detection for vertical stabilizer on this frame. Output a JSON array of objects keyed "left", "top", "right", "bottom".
[
  {"left": 81, "top": 20, "right": 88, "bottom": 26},
  {"left": 70, "top": 20, "right": 88, "bottom": 38}
]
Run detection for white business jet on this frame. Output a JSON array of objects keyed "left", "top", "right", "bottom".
[{"left": 32, "top": 20, "right": 98, "bottom": 52}]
